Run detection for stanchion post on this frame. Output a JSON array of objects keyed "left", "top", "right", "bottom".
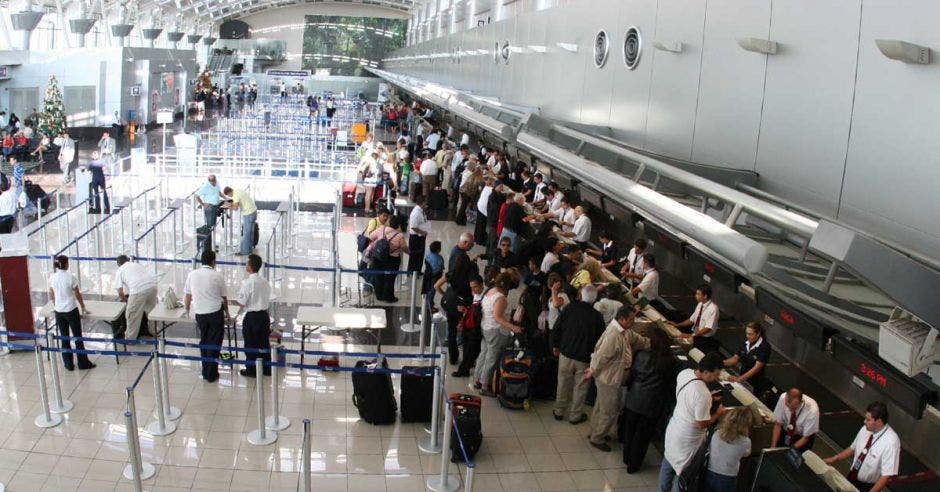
[
  {"left": 145, "top": 349, "right": 177, "bottom": 436},
  {"left": 265, "top": 345, "right": 289, "bottom": 431},
  {"left": 124, "top": 411, "right": 144, "bottom": 492},
  {"left": 33, "top": 345, "right": 62, "bottom": 428},
  {"left": 465, "top": 466, "right": 476, "bottom": 492},
  {"left": 426, "top": 398, "right": 460, "bottom": 492},
  {"left": 158, "top": 339, "right": 181, "bottom": 420},
  {"left": 419, "top": 322, "right": 443, "bottom": 452},
  {"left": 48, "top": 345, "right": 74, "bottom": 414},
  {"left": 247, "top": 358, "right": 277, "bottom": 445},
  {"left": 418, "top": 294, "right": 428, "bottom": 353},
  {"left": 123, "top": 386, "right": 156, "bottom": 481},
  {"left": 301, "top": 418, "right": 312, "bottom": 492},
  {"left": 400, "top": 271, "right": 421, "bottom": 333}
]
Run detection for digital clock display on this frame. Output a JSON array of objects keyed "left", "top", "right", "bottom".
[{"left": 859, "top": 362, "right": 888, "bottom": 388}]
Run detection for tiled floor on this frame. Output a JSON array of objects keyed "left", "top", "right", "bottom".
[{"left": 0, "top": 338, "right": 661, "bottom": 491}]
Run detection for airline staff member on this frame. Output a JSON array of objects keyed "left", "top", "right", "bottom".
[
  {"left": 669, "top": 284, "right": 720, "bottom": 353},
  {"left": 184, "top": 249, "right": 230, "bottom": 383},
  {"left": 722, "top": 322, "right": 772, "bottom": 394},
  {"left": 407, "top": 196, "right": 430, "bottom": 272},
  {"left": 629, "top": 254, "right": 660, "bottom": 307},
  {"left": 114, "top": 255, "right": 158, "bottom": 339},
  {"left": 234, "top": 254, "right": 272, "bottom": 378},
  {"left": 620, "top": 238, "right": 649, "bottom": 287},
  {"left": 587, "top": 230, "right": 619, "bottom": 270},
  {"left": 771, "top": 388, "right": 820, "bottom": 451},
  {"left": 824, "top": 401, "right": 900, "bottom": 492},
  {"left": 48, "top": 255, "right": 96, "bottom": 371}
]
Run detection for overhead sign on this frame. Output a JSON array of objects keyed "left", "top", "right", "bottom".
[{"left": 266, "top": 69, "right": 311, "bottom": 77}]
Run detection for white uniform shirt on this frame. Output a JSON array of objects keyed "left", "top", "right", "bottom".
[
  {"left": 664, "top": 369, "right": 712, "bottom": 473},
  {"left": 572, "top": 214, "right": 592, "bottom": 242},
  {"left": 548, "top": 192, "right": 563, "bottom": 213},
  {"left": 115, "top": 262, "right": 158, "bottom": 295},
  {"left": 637, "top": 268, "right": 660, "bottom": 301},
  {"left": 772, "top": 394, "right": 820, "bottom": 438},
  {"left": 554, "top": 207, "right": 576, "bottom": 232},
  {"left": 533, "top": 182, "right": 548, "bottom": 202},
  {"left": 409, "top": 206, "right": 429, "bottom": 235},
  {"left": 625, "top": 248, "right": 647, "bottom": 280},
  {"left": 184, "top": 266, "right": 227, "bottom": 315},
  {"left": 237, "top": 273, "right": 271, "bottom": 313},
  {"left": 426, "top": 132, "right": 440, "bottom": 150},
  {"left": 0, "top": 190, "right": 17, "bottom": 216},
  {"left": 49, "top": 270, "right": 80, "bottom": 313},
  {"left": 419, "top": 158, "right": 438, "bottom": 177},
  {"left": 477, "top": 185, "right": 494, "bottom": 215},
  {"left": 689, "top": 301, "right": 719, "bottom": 336},
  {"left": 540, "top": 252, "right": 560, "bottom": 274},
  {"left": 850, "top": 425, "right": 900, "bottom": 484}
]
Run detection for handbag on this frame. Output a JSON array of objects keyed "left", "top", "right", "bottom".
[
  {"left": 163, "top": 287, "right": 180, "bottom": 309},
  {"left": 677, "top": 427, "right": 715, "bottom": 492}
]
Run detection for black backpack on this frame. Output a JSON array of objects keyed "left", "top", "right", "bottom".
[{"left": 368, "top": 228, "right": 399, "bottom": 263}]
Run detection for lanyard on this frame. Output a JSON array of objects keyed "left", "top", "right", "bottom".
[
  {"left": 852, "top": 427, "right": 889, "bottom": 471},
  {"left": 694, "top": 302, "right": 712, "bottom": 328},
  {"left": 786, "top": 403, "right": 803, "bottom": 436}
]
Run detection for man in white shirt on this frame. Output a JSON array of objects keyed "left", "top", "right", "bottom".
[
  {"left": 233, "top": 254, "right": 272, "bottom": 378},
  {"left": 419, "top": 152, "right": 439, "bottom": 199},
  {"left": 114, "top": 255, "right": 158, "bottom": 340},
  {"left": 0, "top": 186, "right": 18, "bottom": 233},
  {"left": 630, "top": 254, "right": 660, "bottom": 303},
  {"left": 621, "top": 238, "right": 649, "bottom": 286},
  {"left": 669, "top": 284, "right": 720, "bottom": 353},
  {"left": 97, "top": 132, "right": 116, "bottom": 164},
  {"left": 660, "top": 352, "right": 727, "bottom": 492},
  {"left": 567, "top": 206, "right": 592, "bottom": 248},
  {"left": 771, "top": 388, "right": 820, "bottom": 451},
  {"left": 184, "top": 250, "right": 230, "bottom": 382},
  {"left": 407, "top": 197, "right": 430, "bottom": 273},
  {"left": 548, "top": 197, "right": 576, "bottom": 232},
  {"left": 426, "top": 129, "right": 441, "bottom": 151},
  {"left": 825, "top": 401, "right": 900, "bottom": 492},
  {"left": 532, "top": 173, "right": 548, "bottom": 203}
]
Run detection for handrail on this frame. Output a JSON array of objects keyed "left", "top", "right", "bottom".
[
  {"left": 135, "top": 209, "right": 174, "bottom": 243},
  {"left": 53, "top": 209, "right": 121, "bottom": 257}
]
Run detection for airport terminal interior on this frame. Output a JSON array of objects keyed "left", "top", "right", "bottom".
[{"left": 0, "top": 0, "right": 937, "bottom": 491}]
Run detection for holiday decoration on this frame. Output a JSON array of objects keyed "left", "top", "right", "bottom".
[{"left": 39, "top": 74, "right": 67, "bottom": 137}]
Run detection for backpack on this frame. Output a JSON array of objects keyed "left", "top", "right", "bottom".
[{"left": 368, "top": 228, "right": 399, "bottom": 263}]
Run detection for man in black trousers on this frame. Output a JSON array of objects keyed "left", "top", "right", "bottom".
[
  {"left": 184, "top": 250, "right": 230, "bottom": 382},
  {"left": 407, "top": 196, "right": 429, "bottom": 273},
  {"left": 234, "top": 254, "right": 272, "bottom": 377}
]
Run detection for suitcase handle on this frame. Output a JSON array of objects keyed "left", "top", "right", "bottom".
[{"left": 352, "top": 394, "right": 361, "bottom": 408}]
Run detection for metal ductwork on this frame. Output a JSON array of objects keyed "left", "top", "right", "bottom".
[
  {"left": 142, "top": 29, "right": 163, "bottom": 47},
  {"left": 109, "top": 5, "right": 133, "bottom": 45},
  {"left": 10, "top": 10, "right": 43, "bottom": 51},
  {"left": 517, "top": 130, "right": 768, "bottom": 274}
]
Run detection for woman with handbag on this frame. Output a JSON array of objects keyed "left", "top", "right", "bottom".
[
  {"left": 704, "top": 408, "right": 755, "bottom": 492},
  {"left": 362, "top": 215, "right": 405, "bottom": 302}
]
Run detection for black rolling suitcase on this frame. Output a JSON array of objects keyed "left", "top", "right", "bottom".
[
  {"left": 449, "top": 393, "right": 482, "bottom": 462},
  {"left": 428, "top": 188, "right": 448, "bottom": 210},
  {"left": 196, "top": 225, "right": 213, "bottom": 253},
  {"left": 352, "top": 358, "right": 397, "bottom": 424},
  {"left": 399, "top": 366, "right": 435, "bottom": 423}
]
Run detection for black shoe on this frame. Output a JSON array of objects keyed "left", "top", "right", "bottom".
[
  {"left": 589, "top": 440, "right": 611, "bottom": 452},
  {"left": 553, "top": 412, "right": 564, "bottom": 421},
  {"left": 78, "top": 363, "right": 96, "bottom": 370},
  {"left": 63, "top": 364, "right": 75, "bottom": 372},
  {"left": 569, "top": 414, "right": 588, "bottom": 425},
  {"left": 239, "top": 369, "right": 256, "bottom": 378},
  {"left": 205, "top": 374, "right": 219, "bottom": 382},
  {"left": 387, "top": 296, "right": 399, "bottom": 303},
  {"left": 263, "top": 371, "right": 271, "bottom": 377},
  {"left": 451, "top": 370, "right": 470, "bottom": 377}
]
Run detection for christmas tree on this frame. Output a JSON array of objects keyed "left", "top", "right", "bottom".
[{"left": 39, "top": 74, "right": 67, "bottom": 137}]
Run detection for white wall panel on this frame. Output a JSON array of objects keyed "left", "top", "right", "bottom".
[
  {"left": 755, "top": 0, "right": 861, "bottom": 217},
  {"left": 606, "top": 0, "right": 658, "bottom": 142},
  {"left": 690, "top": 0, "right": 771, "bottom": 170},
  {"left": 539, "top": 4, "right": 585, "bottom": 122},
  {"left": 575, "top": 0, "right": 623, "bottom": 127},
  {"left": 644, "top": 0, "right": 707, "bottom": 159},
  {"left": 841, "top": 0, "right": 940, "bottom": 257},
  {"left": 520, "top": 10, "right": 548, "bottom": 110}
]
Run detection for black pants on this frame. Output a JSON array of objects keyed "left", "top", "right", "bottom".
[
  {"left": 242, "top": 310, "right": 271, "bottom": 376},
  {"left": 90, "top": 176, "right": 110, "bottom": 212},
  {"left": 195, "top": 309, "right": 225, "bottom": 381},
  {"left": 55, "top": 308, "right": 93, "bottom": 369},
  {"left": 621, "top": 408, "right": 657, "bottom": 473},
  {"left": 407, "top": 234, "right": 426, "bottom": 273},
  {"left": 693, "top": 335, "right": 721, "bottom": 354},
  {"left": 457, "top": 329, "right": 481, "bottom": 375},
  {"left": 445, "top": 309, "right": 462, "bottom": 365},
  {"left": 372, "top": 257, "right": 399, "bottom": 301},
  {"left": 0, "top": 215, "right": 15, "bottom": 233},
  {"left": 474, "top": 212, "right": 488, "bottom": 246},
  {"left": 455, "top": 192, "right": 472, "bottom": 225}
]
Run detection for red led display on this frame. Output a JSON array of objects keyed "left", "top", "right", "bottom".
[
  {"left": 704, "top": 262, "right": 716, "bottom": 274},
  {"left": 779, "top": 309, "right": 796, "bottom": 326},
  {"left": 860, "top": 362, "right": 888, "bottom": 388}
]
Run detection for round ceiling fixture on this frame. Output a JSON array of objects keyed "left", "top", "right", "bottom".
[
  {"left": 623, "top": 26, "right": 642, "bottom": 69},
  {"left": 501, "top": 41, "right": 511, "bottom": 63},
  {"left": 593, "top": 30, "right": 609, "bottom": 68}
]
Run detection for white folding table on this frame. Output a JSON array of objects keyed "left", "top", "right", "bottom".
[{"left": 294, "top": 306, "right": 387, "bottom": 364}]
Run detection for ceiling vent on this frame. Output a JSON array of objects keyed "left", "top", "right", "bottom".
[
  {"left": 593, "top": 30, "right": 609, "bottom": 68},
  {"left": 623, "top": 26, "right": 642, "bottom": 70}
]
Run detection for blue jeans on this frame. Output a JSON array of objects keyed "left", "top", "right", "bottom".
[
  {"left": 240, "top": 212, "right": 257, "bottom": 255},
  {"left": 658, "top": 458, "right": 680, "bottom": 492},
  {"left": 704, "top": 470, "right": 736, "bottom": 492},
  {"left": 203, "top": 204, "right": 219, "bottom": 231}
]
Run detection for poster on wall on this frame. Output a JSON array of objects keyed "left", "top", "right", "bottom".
[
  {"left": 150, "top": 90, "right": 159, "bottom": 116},
  {"left": 161, "top": 73, "right": 175, "bottom": 95},
  {"left": 301, "top": 15, "right": 406, "bottom": 76},
  {"left": 377, "top": 83, "right": 389, "bottom": 103},
  {"left": 175, "top": 89, "right": 180, "bottom": 107}
]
